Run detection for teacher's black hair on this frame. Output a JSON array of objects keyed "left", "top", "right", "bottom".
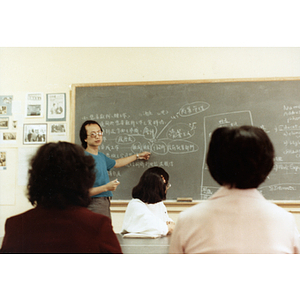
[{"left": 79, "top": 120, "right": 103, "bottom": 149}]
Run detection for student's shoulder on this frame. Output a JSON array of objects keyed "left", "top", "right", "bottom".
[
  {"left": 74, "top": 207, "right": 112, "bottom": 225},
  {"left": 126, "top": 198, "right": 149, "bottom": 211},
  {"left": 4, "top": 207, "right": 44, "bottom": 228},
  {"left": 128, "top": 198, "right": 146, "bottom": 207},
  {"left": 7, "top": 207, "right": 36, "bottom": 220},
  {"left": 179, "top": 201, "right": 210, "bottom": 219}
]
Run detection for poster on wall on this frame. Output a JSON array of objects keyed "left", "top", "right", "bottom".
[
  {"left": 50, "top": 123, "right": 66, "bottom": 134},
  {"left": 26, "top": 92, "right": 43, "bottom": 117},
  {"left": 23, "top": 123, "right": 47, "bottom": 144},
  {"left": 46, "top": 93, "right": 66, "bottom": 121},
  {"left": 0, "top": 117, "right": 9, "bottom": 129},
  {"left": 49, "top": 123, "right": 67, "bottom": 141},
  {"left": 0, "top": 148, "right": 17, "bottom": 205},
  {"left": 0, "top": 151, "right": 6, "bottom": 170},
  {"left": 0, "top": 95, "right": 13, "bottom": 116},
  {"left": 0, "top": 132, "right": 17, "bottom": 144}
]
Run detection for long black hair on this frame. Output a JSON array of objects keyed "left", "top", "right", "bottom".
[{"left": 132, "top": 167, "right": 169, "bottom": 204}]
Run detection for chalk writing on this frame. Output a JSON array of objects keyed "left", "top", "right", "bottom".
[
  {"left": 179, "top": 102, "right": 210, "bottom": 117},
  {"left": 166, "top": 123, "right": 195, "bottom": 139},
  {"left": 151, "top": 141, "right": 168, "bottom": 155},
  {"left": 75, "top": 80, "right": 300, "bottom": 200},
  {"left": 168, "top": 140, "right": 199, "bottom": 154},
  {"left": 83, "top": 100, "right": 208, "bottom": 162}
]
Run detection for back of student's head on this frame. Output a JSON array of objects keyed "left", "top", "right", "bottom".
[
  {"left": 27, "top": 141, "right": 96, "bottom": 209},
  {"left": 79, "top": 120, "right": 102, "bottom": 149},
  {"left": 146, "top": 166, "right": 169, "bottom": 184},
  {"left": 206, "top": 125, "right": 274, "bottom": 189},
  {"left": 132, "top": 167, "right": 169, "bottom": 204}
]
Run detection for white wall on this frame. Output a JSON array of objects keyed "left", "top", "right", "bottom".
[{"left": 1, "top": 47, "right": 300, "bottom": 237}]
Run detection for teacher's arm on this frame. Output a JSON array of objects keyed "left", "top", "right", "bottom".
[
  {"left": 114, "top": 151, "right": 151, "bottom": 168},
  {"left": 89, "top": 179, "right": 120, "bottom": 196}
]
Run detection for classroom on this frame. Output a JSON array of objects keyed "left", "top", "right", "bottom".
[{"left": 1, "top": 47, "right": 300, "bottom": 254}]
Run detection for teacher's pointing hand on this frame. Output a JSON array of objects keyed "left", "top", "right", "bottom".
[{"left": 137, "top": 152, "right": 151, "bottom": 160}]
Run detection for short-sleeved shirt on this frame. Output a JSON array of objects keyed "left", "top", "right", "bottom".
[{"left": 85, "top": 151, "right": 116, "bottom": 198}]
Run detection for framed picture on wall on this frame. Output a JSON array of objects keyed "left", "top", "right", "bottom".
[
  {"left": 46, "top": 93, "right": 66, "bottom": 121},
  {"left": 26, "top": 93, "right": 43, "bottom": 117},
  {"left": 0, "top": 117, "right": 9, "bottom": 129},
  {"left": 50, "top": 123, "right": 67, "bottom": 134},
  {"left": 23, "top": 123, "right": 47, "bottom": 145},
  {"left": 0, "top": 95, "right": 13, "bottom": 116},
  {"left": 0, "top": 151, "right": 6, "bottom": 170}
]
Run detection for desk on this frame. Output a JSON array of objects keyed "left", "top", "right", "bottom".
[
  {"left": 0, "top": 235, "right": 170, "bottom": 254},
  {"left": 116, "top": 234, "right": 170, "bottom": 254}
]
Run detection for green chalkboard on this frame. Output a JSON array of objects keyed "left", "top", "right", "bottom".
[{"left": 71, "top": 78, "right": 300, "bottom": 200}]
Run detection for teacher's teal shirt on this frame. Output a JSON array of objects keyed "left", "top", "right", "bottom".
[{"left": 85, "top": 151, "right": 116, "bottom": 198}]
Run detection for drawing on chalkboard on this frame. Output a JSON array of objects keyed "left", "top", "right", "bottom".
[
  {"left": 123, "top": 101, "right": 209, "bottom": 157},
  {"left": 73, "top": 79, "right": 300, "bottom": 200}
]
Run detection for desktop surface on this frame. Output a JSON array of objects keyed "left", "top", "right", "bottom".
[{"left": 116, "top": 234, "right": 171, "bottom": 254}]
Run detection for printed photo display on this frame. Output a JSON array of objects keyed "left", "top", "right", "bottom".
[
  {"left": 26, "top": 93, "right": 43, "bottom": 117},
  {"left": 46, "top": 93, "right": 66, "bottom": 121},
  {"left": 0, "top": 95, "right": 13, "bottom": 116},
  {"left": 23, "top": 124, "right": 47, "bottom": 145}
]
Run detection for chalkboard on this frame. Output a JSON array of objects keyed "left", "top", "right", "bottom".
[{"left": 71, "top": 78, "right": 300, "bottom": 200}]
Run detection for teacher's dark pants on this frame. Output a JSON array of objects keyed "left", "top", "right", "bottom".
[{"left": 87, "top": 197, "right": 112, "bottom": 219}]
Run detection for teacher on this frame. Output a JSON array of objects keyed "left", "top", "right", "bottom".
[{"left": 80, "top": 120, "right": 151, "bottom": 218}]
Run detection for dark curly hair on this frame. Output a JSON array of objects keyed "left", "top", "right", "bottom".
[
  {"left": 132, "top": 167, "right": 169, "bottom": 204},
  {"left": 206, "top": 125, "right": 274, "bottom": 189},
  {"left": 79, "top": 120, "right": 102, "bottom": 149},
  {"left": 27, "top": 142, "right": 96, "bottom": 209}
]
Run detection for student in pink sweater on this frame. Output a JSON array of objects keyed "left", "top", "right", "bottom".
[{"left": 170, "top": 126, "right": 300, "bottom": 254}]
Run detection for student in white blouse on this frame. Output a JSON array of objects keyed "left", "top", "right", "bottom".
[{"left": 121, "top": 167, "right": 175, "bottom": 237}]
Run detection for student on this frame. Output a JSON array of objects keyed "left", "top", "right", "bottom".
[
  {"left": 80, "top": 120, "right": 151, "bottom": 218},
  {"left": 0, "top": 142, "right": 122, "bottom": 253},
  {"left": 169, "top": 125, "right": 300, "bottom": 254},
  {"left": 121, "top": 167, "right": 175, "bottom": 237}
]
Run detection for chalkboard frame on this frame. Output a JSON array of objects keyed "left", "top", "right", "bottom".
[{"left": 71, "top": 77, "right": 300, "bottom": 201}]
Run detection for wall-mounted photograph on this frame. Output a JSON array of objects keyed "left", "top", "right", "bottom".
[
  {"left": 3, "top": 132, "right": 17, "bottom": 141},
  {"left": 50, "top": 123, "right": 66, "bottom": 134},
  {"left": 26, "top": 93, "right": 43, "bottom": 117},
  {"left": 0, "top": 151, "right": 6, "bottom": 170},
  {"left": 23, "top": 123, "right": 47, "bottom": 144},
  {"left": 46, "top": 93, "right": 66, "bottom": 121},
  {"left": 0, "top": 117, "right": 9, "bottom": 129},
  {"left": 0, "top": 95, "right": 13, "bottom": 116}
]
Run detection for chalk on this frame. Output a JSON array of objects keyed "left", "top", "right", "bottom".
[{"left": 177, "top": 197, "right": 193, "bottom": 202}]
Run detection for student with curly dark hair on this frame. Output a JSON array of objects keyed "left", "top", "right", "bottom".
[
  {"left": 121, "top": 167, "right": 175, "bottom": 237},
  {"left": 0, "top": 142, "right": 122, "bottom": 253},
  {"left": 170, "top": 126, "right": 300, "bottom": 254}
]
